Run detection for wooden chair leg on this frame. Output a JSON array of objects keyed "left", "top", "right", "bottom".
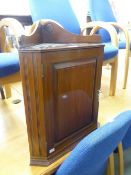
[
  {"left": 4, "top": 84, "right": 12, "bottom": 98},
  {"left": 109, "top": 58, "right": 118, "bottom": 96},
  {"left": 107, "top": 153, "right": 115, "bottom": 175},
  {"left": 122, "top": 27, "right": 130, "bottom": 89},
  {"left": 117, "top": 142, "right": 124, "bottom": 175},
  {"left": 123, "top": 49, "right": 130, "bottom": 89},
  {"left": 0, "top": 86, "right": 5, "bottom": 99}
]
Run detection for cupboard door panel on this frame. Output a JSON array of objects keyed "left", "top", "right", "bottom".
[{"left": 53, "top": 59, "right": 97, "bottom": 142}]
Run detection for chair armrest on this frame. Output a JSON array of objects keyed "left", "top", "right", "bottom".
[
  {"left": 0, "top": 18, "right": 25, "bottom": 36},
  {"left": 0, "top": 18, "right": 25, "bottom": 49},
  {"left": 109, "top": 22, "right": 130, "bottom": 52},
  {"left": 81, "top": 21, "right": 118, "bottom": 47}
]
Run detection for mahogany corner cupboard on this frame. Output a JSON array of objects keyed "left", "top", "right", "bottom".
[{"left": 19, "top": 43, "right": 104, "bottom": 166}]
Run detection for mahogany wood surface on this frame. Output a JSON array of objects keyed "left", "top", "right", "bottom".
[
  {"left": 19, "top": 20, "right": 101, "bottom": 47},
  {"left": 19, "top": 21, "right": 104, "bottom": 166}
]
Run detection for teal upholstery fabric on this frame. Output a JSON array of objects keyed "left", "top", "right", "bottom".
[{"left": 55, "top": 110, "right": 131, "bottom": 175}]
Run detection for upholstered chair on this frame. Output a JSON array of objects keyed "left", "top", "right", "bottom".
[
  {"left": 54, "top": 110, "right": 131, "bottom": 175},
  {"left": 87, "top": 0, "right": 130, "bottom": 89},
  {"left": 0, "top": 19, "right": 24, "bottom": 99},
  {"left": 81, "top": 22, "right": 118, "bottom": 96}
]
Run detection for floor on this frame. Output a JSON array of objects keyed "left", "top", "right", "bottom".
[{"left": 0, "top": 50, "right": 131, "bottom": 175}]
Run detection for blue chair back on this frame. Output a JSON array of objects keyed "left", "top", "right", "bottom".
[
  {"left": 55, "top": 110, "right": 131, "bottom": 175},
  {"left": 88, "top": 0, "right": 117, "bottom": 42},
  {"left": 29, "top": 0, "right": 87, "bottom": 34}
]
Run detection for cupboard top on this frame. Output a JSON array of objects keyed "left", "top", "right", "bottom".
[{"left": 19, "top": 43, "right": 104, "bottom": 52}]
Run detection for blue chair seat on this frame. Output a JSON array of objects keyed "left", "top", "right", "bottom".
[
  {"left": 55, "top": 110, "right": 131, "bottom": 175},
  {"left": 104, "top": 43, "right": 118, "bottom": 61},
  {"left": 119, "top": 40, "right": 131, "bottom": 49},
  {"left": 122, "top": 123, "right": 131, "bottom": 150},
  {"left": 0, "top": 52, "right": 20, "bottom": 78}
]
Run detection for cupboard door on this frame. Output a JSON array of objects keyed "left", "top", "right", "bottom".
[
  {"left": 53, "top": 59, "right": 96, "bottom": 142},
  {"left": 42, "top": 47, "right": 103, "bottom": 155}
]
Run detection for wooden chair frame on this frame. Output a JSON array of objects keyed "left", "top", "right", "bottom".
[{"left": 81, "top": 22, "right": 118, "bottom": 96}]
